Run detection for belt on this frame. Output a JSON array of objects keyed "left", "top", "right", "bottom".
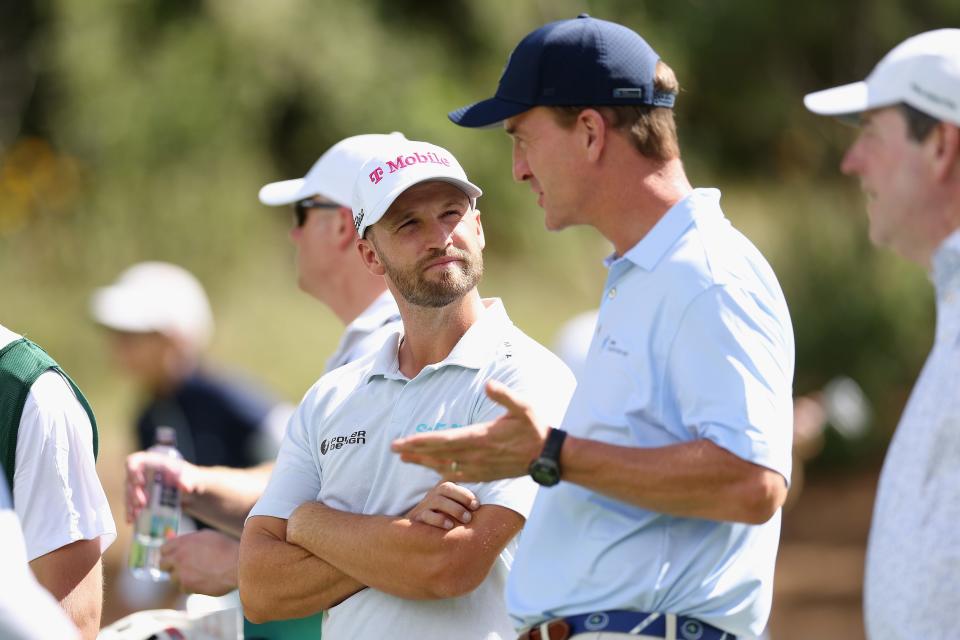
[{"left": 517, "top": 610, "right": 736, "bottom": 640}]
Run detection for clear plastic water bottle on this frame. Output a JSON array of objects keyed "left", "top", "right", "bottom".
[{"left": 129, "top": 425, "right": 182, "bottom": 581}]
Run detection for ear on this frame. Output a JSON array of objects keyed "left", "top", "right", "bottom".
[
  {"left": 472, "top": 208, "right": 486, "bottom": 251},
  {"left": 931, "top": 123, "right": 960, "bottom": 183},
  {"left": 356, "top": 233, "right": 386, "bottom": 276},
  {"left": 577, "top": 108, "right": 607, "bottom": 163},
  {"left": 335, "top": 207, "right": 357, "bottom": 251}
]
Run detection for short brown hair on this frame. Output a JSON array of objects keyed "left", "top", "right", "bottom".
[{"left": 549, "top": 60, "right": 680, "bottom": 162}]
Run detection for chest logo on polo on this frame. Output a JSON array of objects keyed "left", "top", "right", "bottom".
[
  {"left": 600, "top": 335, "right": 629, "bottom": 357},
  {"left": 320, "top": 430, "right": 367, "bottom": 455},
  {"left": 415, "top": 422, "right": 466, "bottom": 433}
]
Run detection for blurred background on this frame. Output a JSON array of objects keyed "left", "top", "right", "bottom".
[{"left": 2, "top": 0, "right": 958, "bottom": 637}]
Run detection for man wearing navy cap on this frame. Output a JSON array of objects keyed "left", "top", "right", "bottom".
[{"left": 394, "top": 15, "right": 795, "bottom": 640}]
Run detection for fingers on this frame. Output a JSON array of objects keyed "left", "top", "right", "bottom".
[
  {"left": 434, "top": 480, "right": 479, "bottom": 510},
  {"left": 414, "top": 509, "right": 456, "bottom": 530},
  {"left": 125, "top": 452, "right": 148, "bottom": 524},
  {"left": 392, "top": 424, "right": 488, "bottom": 457},
  {"left": 484, "top": 379, "right": 529, "bottom": 415},
  {"left": 427, "top": 495, "right": 475, "bottom": 524}
]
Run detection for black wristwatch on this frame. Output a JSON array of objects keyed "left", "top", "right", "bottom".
[{"left": 528, "top": 428, "right": 567, "bottom": 487}]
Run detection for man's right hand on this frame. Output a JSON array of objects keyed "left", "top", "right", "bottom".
[
  {"left": 404, "top": 481, "right": 480, "bottom": 530},
  {"left": 125, "top": 451, "right": 201, "bottom": 524}
]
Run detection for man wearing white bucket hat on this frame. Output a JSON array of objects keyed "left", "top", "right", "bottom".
[
  {"left": 240, "top": 137, "right": 575, "bottom": 639},
  {"left": 804, "top": 29, "right": 960, "bottom": 639}
]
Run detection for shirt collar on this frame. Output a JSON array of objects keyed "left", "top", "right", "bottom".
[
  {"left": 363, "top": 298, "right": 512, "bottom": 383},
  {"left": 604, "top": 188, "right": 722, "bottom": 271},
  {"left": 345, "top": 290, "right": 400, "bottom": 336},
  {"left": 931, "top": 227, "right": 960, "bottom": 300}
]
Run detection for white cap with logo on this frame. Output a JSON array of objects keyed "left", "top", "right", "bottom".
[
  {"left": 351, "top": 138, "right": 482, "bottom": 237},
  {"left": 258, "top": 132, "right": 408, "bottom": 207},
  {"left": 804, "top": 29, "right": 960, "bottom": 126},
  {"left": 90, "top": 262, "right": 214, "bottom": 351}
]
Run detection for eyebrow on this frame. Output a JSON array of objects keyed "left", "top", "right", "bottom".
[{"left": 386, "top": 198, "right": 468, "bottom": 226}]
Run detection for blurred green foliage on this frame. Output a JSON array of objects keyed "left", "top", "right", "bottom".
[{"left": 1, "top": 0, "right": 957, "bottom": 464}]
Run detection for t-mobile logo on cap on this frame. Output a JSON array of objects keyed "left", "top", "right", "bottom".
[{"left": 368, "top": 150, "right": 452, "bottom": 185}]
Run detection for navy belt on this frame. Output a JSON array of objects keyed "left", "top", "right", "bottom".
[{"left": 519, "top": 609, "right": 736, "bottom": 640}]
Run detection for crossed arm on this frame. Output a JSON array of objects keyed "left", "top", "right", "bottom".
[{"left": 239, "top": 485, "right": 522, "bottom": 623}]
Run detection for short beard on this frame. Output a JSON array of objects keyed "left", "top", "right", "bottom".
[{"left": 375, "top": 242, "right": 484, "bottom": 308}]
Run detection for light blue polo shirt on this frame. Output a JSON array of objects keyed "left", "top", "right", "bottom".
[{"left": 506, "top": 189, "right": 794, "bottom": 639}]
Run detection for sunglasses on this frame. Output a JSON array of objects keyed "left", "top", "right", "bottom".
[{"left": 294, "top": 198, "right": 341, "bottom": 227}]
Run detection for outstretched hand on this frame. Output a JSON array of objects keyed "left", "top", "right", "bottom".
[{"left": 392, "top": 380, "right": 549, "bottom": 481}]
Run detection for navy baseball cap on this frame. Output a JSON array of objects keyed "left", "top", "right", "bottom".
[{"left": 449, "top": 14, "right": 676, "bottom": 128}]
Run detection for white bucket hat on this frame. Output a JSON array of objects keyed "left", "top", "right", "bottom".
[
  {"left": 90, "top": 262, "right": 214, "bottom": 350},
  {"left": 258, "top": 132, "right": 408, "bottom": 207},
  {"left": 804, "top": 29, "right": 960, "bottom": 126},
  {"left": 351, "top": 138, "right": 482, "bottom": 238}
]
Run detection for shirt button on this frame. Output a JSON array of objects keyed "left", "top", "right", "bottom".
[{"left": 607, "top": 287, "right": 617, "bottom": 300}]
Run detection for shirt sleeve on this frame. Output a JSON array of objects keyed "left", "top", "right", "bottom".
[
  {"left": 248, "top": 400, "right": 321, "bottom": 521},
  {"left": 14, "top": 371, "right": 117, "bottom": 561},
  {"left": 665, "top": 284, "right": 794, "bottom": 483}
]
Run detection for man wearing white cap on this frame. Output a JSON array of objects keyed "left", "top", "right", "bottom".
[
  {"left": 0, "top": 323, "right": 116, "bottom": 639},
  {"left": 240, "top": 137, "right": 575, "bottom": 640},
  {"left": 804, "top": 29, "right": 960, "bottom": 639}
]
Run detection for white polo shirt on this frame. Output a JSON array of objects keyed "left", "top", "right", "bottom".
[
  {"left": 250, "top": 299, "right": 576, "bottom": 640},
  {"left": 324, "top": 290, "right": 402, "bottom": 373},
  {"left": 0, "top": 325, "right": 116, "bottom": 561}
]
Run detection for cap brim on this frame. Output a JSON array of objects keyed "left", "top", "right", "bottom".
[
  {"left": 258, "top": 178, "right": 307, "bottom": 206},
  {"left": 90, "top": 288, "right": 158, "bottom": 333},
  {"left": 448, "top": 97, "right": 533, "bottom": 129},
  {"left": 803, "top": 81, "right": 870, "bottom": 119},
  {"left": 360, "top": 177, "right": 483, "bottom": 237}
]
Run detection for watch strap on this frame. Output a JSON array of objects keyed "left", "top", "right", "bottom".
[{"left": 540, "top": 427, "right": 567, "bottom": 463}]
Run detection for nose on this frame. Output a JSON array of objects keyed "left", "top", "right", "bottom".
[
  {"left": 424, "top": 217, "right": 455, "bottom": 251},
  {"left": 289, "top": 223, "right": 302, "bottom": 243},
  {"left": 840, "top": 138, "right": 863, "bottom": 177},
  {"left": 512, "top": 143, "right": 531, "bottom": 183}
]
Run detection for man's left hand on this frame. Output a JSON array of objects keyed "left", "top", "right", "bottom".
[
  {"left": 392, "top": 380, "right": 548, "bottom": 481},
  {"left": 160, "top": 530, "right": 239, "bottom": 596}
]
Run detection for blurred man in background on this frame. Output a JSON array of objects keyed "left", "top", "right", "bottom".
[
  {"left": 395, "top": 15, "right": 794, "bottom": 639},
  {"left": 92, "top": 261, "right": 290, "bottom": 476},
  {"left": 122, "top": 134, "right": 404, "bottom": 637},
  {"left": 804, "top": 29, "right": 960, "bottom": 639},
  {"left": 0, "top": 323, "right": 116, "bottom": 639}
]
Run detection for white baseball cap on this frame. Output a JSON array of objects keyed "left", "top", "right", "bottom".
[
  {"left": 804, "top": 29, "right": 960, "bottom": 126},
  {"left": 258, "top": 132, "right": 408, "bottom": 207},
  {"left": 351, "top": 138, "right": 482, "bottom": 237},
  {"left": 90, "top": 262, "right": 214, "bottom": 350}
]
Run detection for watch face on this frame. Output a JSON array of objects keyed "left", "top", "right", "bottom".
[{"left": 529, "top": 459, "right": 560, "bottom": 487}]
